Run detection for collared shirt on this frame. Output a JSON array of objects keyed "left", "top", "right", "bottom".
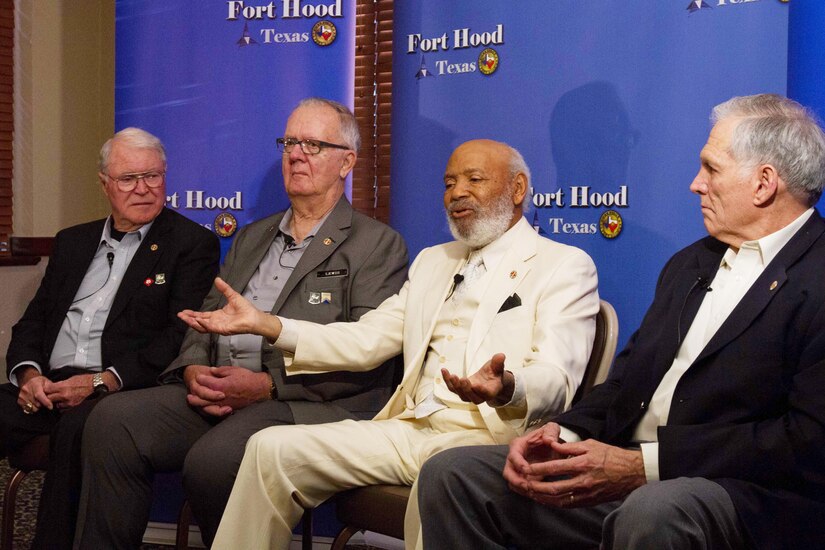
[
  {"left": 560, "top": 208, "right": 813, "bottom": 480},
  {"left": 10, "top": 217, "right": 154, "bottom": 386},
  {"left": 214, "top": 208, "right": 329, "bottom": 370}
]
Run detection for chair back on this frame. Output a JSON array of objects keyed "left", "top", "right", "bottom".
[{"left": 572, "top": 299, "right": 618, "bottom": 404}]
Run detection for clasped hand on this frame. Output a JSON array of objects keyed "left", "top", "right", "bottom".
[
  {"left": 184, "top": 364, "right": 271, "bottom": 417},
  {"left": 503, "top": 422, "right": 646, "bottom": 508},
  {"left": 18, "top": 372, "right": 96, "bottom": 413}
]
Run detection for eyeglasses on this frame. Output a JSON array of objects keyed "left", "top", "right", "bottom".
[
  {"left": 105, "top": 171, "right": 165, "bottom": 192},
  {"left": 276, "top": 137, "right": 350, "bottom": 155}
]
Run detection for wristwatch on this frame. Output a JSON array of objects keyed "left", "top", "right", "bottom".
[{"left": 92, "top": 372, "right": 110, "bottom": 395}]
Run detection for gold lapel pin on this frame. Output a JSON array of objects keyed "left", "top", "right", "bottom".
[
  {"left": 323, "top": 238, "right": 333, "bottom": 246},
  {"left": 509, "top": 271, "right": 517, "bottom": 279},
  {"left": 150, "top": 244, "right": 158, "bottom": 251},
  {"left": 769, "top": 280, "right": 778, "bottom": 291}
]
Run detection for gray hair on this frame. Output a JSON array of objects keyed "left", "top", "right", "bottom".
[
  {"left": 296, "top": 97, "right": 361, "bottom": 152},
  {"left": 711, "top": 94, "right": 825, "bottom": 205},
  {"left": 98, "top": 127, "right": 167, "bottom": 173},
  {"left": 505, "top": 143, "right": 533, "bottom": 213}
]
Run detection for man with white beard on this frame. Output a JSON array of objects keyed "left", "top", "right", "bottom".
[{"left": 179, "top": 139, "right": 600, "bottom": 549}]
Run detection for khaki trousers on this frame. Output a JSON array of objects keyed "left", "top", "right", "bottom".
[{"left": 212, "top": 409, "right": 496, "bottom": 549}]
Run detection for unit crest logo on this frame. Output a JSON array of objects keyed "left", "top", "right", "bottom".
[
  {"left": 312, "top": 20, "right": 337, "bottom": 46},
  {"left": 599, "top": 210, "right": 623, "bottom": 239},
  {"left": 478, "top": 48, "right": 499, "bottom": 75},
  {"left": 214, "top": 212, "right": 238, "bottom": 238}
]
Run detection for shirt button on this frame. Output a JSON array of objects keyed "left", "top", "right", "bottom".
[
  {"left": 447, "top": 335, "right": 453, "bottom": 341},
  {"left": 436, "top": 378, "right": 442, "bottom": 384},
  {"left": 439, "top": 356, "right": 446, "bottom": 364},
  {"left": 452, "top": 319, "right": 460, "bottom": 326},
  {"left": 79, "top": 348, "right": 85, "bottom": 354},
  {"left": 112, "top": 276, "right": 117, "bottom": 281},
  {"left": 85, "top": 317, "right": 91, "bottom": 322},
  {"left": 252, "top": 296, "right": 258, "bottom": 301}
]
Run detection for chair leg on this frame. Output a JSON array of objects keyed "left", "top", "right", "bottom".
[
  {"left": 2, "top": 469, "right": 28, "bottom": 550},
  {"left": 301, "top": 508, "right": 312, "bottom": 550},
  {"left": 175, "top": 499, "right": 192, "bottom": 550},
  {"left": 330, "top": 526, "right": 361, "bottom": 550}
]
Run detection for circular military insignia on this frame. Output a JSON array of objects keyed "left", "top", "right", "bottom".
[
  {"left": 150, "top": 244, "right": 158, "bottom": 251},
  {"left": 478, "top": 48, "right": 499, "bottom": 76},
  {"left": 214, "top": 212, "right": 238, "bottom": 238},
  {"left": 599, "top": 210, "right": 623, "bottom": 239},
  {"left": 312, "top": 21, "right": 337, "bottom": 46}
]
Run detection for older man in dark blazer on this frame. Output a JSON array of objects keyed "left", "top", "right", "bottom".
[
  {"left": 418, "top": 94, "right": 825, "bottom": 550},
  {"left": 74, "top": 98, "right": 409, "bottom": 548},
  {"left": 0, "top": 127, "right": 220, "bottom": 549}
]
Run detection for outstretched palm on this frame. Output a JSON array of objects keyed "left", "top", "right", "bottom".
[{"left": 179, "top": 277, "right": 265, "bottom": 336}]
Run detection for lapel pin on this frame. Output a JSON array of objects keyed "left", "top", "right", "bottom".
[
  {"left": 509, "top": 271, "right": 517, "bottom": 279},
  {"left": 155, "top": 273, "right": 166, "bottom": 285},
  {"left": 144, "top": 278, "right": 153, "bottom": 287},
  {"left": 769, "top": 280, "right": 778, "bottom": 291},
  {"left": 308, "top": 292, "right": 321, "bottom": 305},
  {"left": 150, "top": 244, "right": 158, "bottom": 251},
  {"left": 323, "top": 237, "right": 333, "bottom": 246}
]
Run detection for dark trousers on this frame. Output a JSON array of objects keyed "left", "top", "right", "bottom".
[
  {"left": 0, "top": 368, "right": 106, "bottom": 550},
  {"left": 418, "top": 445, "right": 747, "bottom": 550}
]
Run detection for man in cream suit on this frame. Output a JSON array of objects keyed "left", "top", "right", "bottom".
[{"left": 180, "top": 139, "right": 600, "bottom": 549}]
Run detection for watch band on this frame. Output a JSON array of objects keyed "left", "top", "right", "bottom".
[{"left": 92, "top": 372, "right": 109, "bottom": 394}]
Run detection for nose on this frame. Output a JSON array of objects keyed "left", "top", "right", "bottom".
[
  {"left": 689, "top": 171, "right": 707, "bottom": 195},
  {"left": 449, "top": 180, "right": 471, "bottom": 200},
  {"left": 287, "top": 143, "right": 307, "bottom": 163},
  {"left": 133, "top": 176, "right": 150, "bottom": 194}
]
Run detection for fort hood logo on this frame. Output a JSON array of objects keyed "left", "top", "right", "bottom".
[
  {"left": 312, "top": 20, "right": 337, "bottom": 46},
  {"left": 214, "top": 212, "right": 238, "bottom": 238},
  {"left": 599, "top": 210, "right": 623, "bottom": 239},
  {"left": 478, "top": 48, "right": 499, "bottom": 76}
]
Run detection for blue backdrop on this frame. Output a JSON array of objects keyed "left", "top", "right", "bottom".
[
  {"left": 391, "top": 0, "right": 788, "bottom": 349},
  {"left": 115, "top": 0, "right": 355, "bottom": 258}
]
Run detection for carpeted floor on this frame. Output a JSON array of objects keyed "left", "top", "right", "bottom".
[{"left": 0, "top": 457, "right": 381, "bottom": 549}]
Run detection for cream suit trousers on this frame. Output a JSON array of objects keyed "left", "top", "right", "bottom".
[{"left": 212, "top": 409, "right": 496, "bottom": 549}]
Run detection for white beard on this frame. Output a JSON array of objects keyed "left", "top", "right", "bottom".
[{"left": 446, "top": 190, "right": 515, "bottom": 248}]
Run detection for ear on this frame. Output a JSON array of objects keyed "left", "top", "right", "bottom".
[
  {"left": 753, "top": 164, "right": 779, "bottom": 207},
  {"left": 511, "top": 172, "right": 528, "bottom": 208},
  {"left": 339, "top": 151, "right": 357, "bottom": 179}
]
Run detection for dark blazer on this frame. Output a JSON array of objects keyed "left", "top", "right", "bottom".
[
  {"left": 6, "top": 207, "right": 220, "bottom": 389},
  {"left": 557, "top": 211, "right": 825, "bottom": 550},
  {"left": 163, "top": 197, "right": 409, "bottom": 423}
]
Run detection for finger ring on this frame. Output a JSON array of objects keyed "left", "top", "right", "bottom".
[
  {"left": 23, "top": 402, "right": 34, "bottom": 414},
  {"left": 569, "top": 493, "right": 575, "bottom": 503}
]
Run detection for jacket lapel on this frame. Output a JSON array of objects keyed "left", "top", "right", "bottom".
[
  {"left": 465, "top": 221, "right": 536, "bottom": 365},
  {"left": 226, "top": 217, "right": 282, "bottom": 298},
  {"left": 696, "top": 212, "right": 825, "bottom": 362},
  {"left": 106, "top": 210, "right": 169, "bottom": 327},
  {"left": 273, "top": 197, "right": 351, "bottom": 314},
  {"left": 55, "top": 221, "right": 106, "bottom": 326}
]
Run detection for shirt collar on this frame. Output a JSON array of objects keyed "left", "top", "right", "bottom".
[
  {"left": 101, "top": 216, "right": 154, "bottom": 248},
  {"left": 720, "top": 208, "right": 814, "bottom": 270},
  {"left": 468, "top": 216, "right": 526, "bottom": 273},
  {"left": 278, "top": 207, "right": 333, "bottom": 243}
]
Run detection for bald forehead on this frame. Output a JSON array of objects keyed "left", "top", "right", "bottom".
[{"left": 445, "top": 140, "right": 511, "bottom": 176}]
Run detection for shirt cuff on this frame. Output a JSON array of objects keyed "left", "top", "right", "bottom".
[
  {"left": 558, "top": 425, "right": 582, "bottom": 443},
  {"left": 640, "top": 442, "right": 660, "bottom": 481},
  {"left": 268, "top": 316, "right": 298, "bottom": 352},
  {"left": 9, "top": 361, "right": 42, "bottom": 387},
  {"left": 492, "top": 370, "right": 526, "bottom": 408},
  {"left": 106, "top": 367, "right": 124, "bottom": 390}
]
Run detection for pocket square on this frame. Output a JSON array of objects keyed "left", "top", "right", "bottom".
[{"left": 498, "top": 293, "right": 522, "bottom": 313}]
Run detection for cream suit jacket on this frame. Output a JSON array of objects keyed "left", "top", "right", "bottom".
[{"left": 283, "top": 217, "right": 599, "bottom": 443}]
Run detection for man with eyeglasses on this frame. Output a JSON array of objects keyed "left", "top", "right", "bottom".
[
  {"left": 74, "top": 97, "right": 409, "bottom": 548},
  {"left": 0, "top": 127, "right": 220, "bottom": 549}
]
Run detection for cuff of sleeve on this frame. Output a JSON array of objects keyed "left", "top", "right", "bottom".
[
  {"left": 268, "top": 316, "right": 298, "bottom": 352},
  {"left": 9, "top": 361, "right": 42, "bottom": 387},
  {"left": 492, "top": 370, "right": 526, "bottom": 409},
  {"left": 557, "top": 425, "right": 582, "bottom": 443},
  {"left": 106, "top": 367, "right": 124, "bottom": 390},
  {"left": 640, "top": 442, "right": 660, "bottom": 481}
]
